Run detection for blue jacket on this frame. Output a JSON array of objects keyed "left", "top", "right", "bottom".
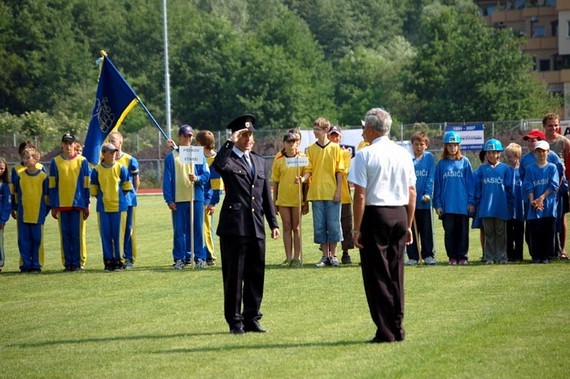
[
  {"left": 474, "top": 162, "right": 513, "bottom": 220},
  {"left": 433, "top": 157, "right": 474, "bottom": 215},
  {"left": 413, "top": 151, "right": 435, "bottom": 210},
  {"left": 523, "top": 162, "right": 559, "bottom": 220}
]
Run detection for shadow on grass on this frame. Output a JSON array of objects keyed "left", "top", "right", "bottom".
[
  {"left": 151, "top": 339, "right": 366, "bottom": 354},
  {"left": 8, "top": 331, "right": 228, "bottom": 348},
  {"left": 9, "top": 333, "right": 368, "bottom": 351}
]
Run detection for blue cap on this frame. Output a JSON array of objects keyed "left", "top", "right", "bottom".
[
  {"left": 484, "top": 139, "right": 503, "bottom": 152},
  {"left": 178, "top": 124, "right": 194, "bottom": 136},
  {"left": 444, "top": 131, "right": 461, "bottom": 144}
]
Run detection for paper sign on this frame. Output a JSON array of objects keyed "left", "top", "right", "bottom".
[
  {"left": 286, "top": 156, "right": 309, "bottom": 167},
  {"left": 179, "top": 146, "right": 204, "bottom": 164}
]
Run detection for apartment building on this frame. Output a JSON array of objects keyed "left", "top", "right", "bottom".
[{"left": 476, "top": 0, "right": 570, "bottom": 117}]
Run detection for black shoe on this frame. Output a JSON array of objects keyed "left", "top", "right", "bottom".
[
  {"left": 230, "top": 326, "right": 245, "bottom": 334},
  {"left": 341, "top": 253, "right": 352, "bottom": 264},
  {"left": 244, "top": 322, "right": 267, "bottom": 333}
]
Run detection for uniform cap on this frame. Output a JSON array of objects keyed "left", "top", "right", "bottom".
[
  {"left": 534, "top": 140, "right": 550, "bottom": 151},
  {"left": 444, "top": 131, "right": 461, "bottom": 144},
  {"left": 484, "top": 138, "right": 503, "bottom": 152},
  {"left": 328, "top": 125, "right": 342, "bottom": 135},
  {"left": 523, "top": 129, "right": 545, "bottom": 141},
  {"left": 101, "top": 143, "right": 118, "bottom": 153},
  {"left": 178, "top": 124, "right": 194, "bottom": 136},
  {"left": 62, "top": 133, "right": 77, "bottom": 143},
  {"left": 227, "top": 114, "right": 256, "bottom": 133}
]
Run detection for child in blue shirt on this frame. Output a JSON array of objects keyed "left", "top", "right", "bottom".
[
  {"left": 406, "top": 131, "right": 436, "bottom": 265},
  {"left": 433, "top": 131, "right": 475, "bottom": 265},
  {"left": 0, "top": 157, "right": 10, "bottom": 272},
  {"left": 474, "top": 139, "right": 512, "bottom": 264},
  {"left": 522, "top": 140, "right": 559, "bottom": 263},
  {"left": 504, "top": 143, "right": 525, "bottom": 261}
]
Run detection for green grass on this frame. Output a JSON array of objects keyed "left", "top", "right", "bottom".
[{"left": 1, "top": 195, "right": 569, "bottom": 378}]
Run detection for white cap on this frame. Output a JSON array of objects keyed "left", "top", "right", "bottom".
[{"left": 534, "top": 140, "right": 550, "bottom": 151}]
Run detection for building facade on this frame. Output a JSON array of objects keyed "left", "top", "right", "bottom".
[{"left": 476, "top": 0, "right": 570, "bottom": 117}]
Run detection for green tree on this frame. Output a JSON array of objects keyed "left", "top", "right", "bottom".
[{"left": 405, "top": 6, "right": 560, "bottom": 122}]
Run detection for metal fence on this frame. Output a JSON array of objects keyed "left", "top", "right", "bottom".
[{"left": 0, "top": 119, "right": 545, "bottom": 188}]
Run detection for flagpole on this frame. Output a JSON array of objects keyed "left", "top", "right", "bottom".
[{"left": 162, "top": 0, "right": 172, "bottom": 139}]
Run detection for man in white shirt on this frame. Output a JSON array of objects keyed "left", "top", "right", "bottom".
[{"left": 348, "top": 107, "right": 416, "bottom": 343}]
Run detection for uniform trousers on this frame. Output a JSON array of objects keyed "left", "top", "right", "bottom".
[
  {"left": 220, "top": 235, "right": 265, "bottom": 329},
  {"left": 123, "top": 206, "right": 137, "bottom": 262},
  {"left": 406, "top": 208, "right": 434, "bottom": 260},
  {"left": 359, "top": 205, "right": 407, "bottom": 342},
  {"left": 58, "top": 210, "right": 84, "bottom": 268},
  {"left": 18, "top": 221, "right": 44, "bottom": 270},
  {"left": 506, "top": 219, "right": 524, "bottom": 261},
  {"left": 441, "top": 213, "right": 469, "bottom": 260}
]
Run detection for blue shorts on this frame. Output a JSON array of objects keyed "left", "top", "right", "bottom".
[{"left": 312, "top": 200, "right": 343, "bottom": 244}]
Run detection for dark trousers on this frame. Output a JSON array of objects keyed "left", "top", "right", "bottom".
[
  {"left": 220, "top": 236, "right": 265, "bottom": 329},
  {"left": 341, "top": 203, "right": 354, "bottom": 253},
  {"left": 441, "top": 214, "right": 469, "bottom": 260},
  {"left": 406, "top": 208, "right": 434, "bottom": 260},
  {"left": 527, "top": 217, "right": 556, "bottom": 261},
  {"left": 506, "top": 219, "right": 524, "bottom": 261},
  {"left": 359, "top": 206, "right": 407, "bottom": 342}
]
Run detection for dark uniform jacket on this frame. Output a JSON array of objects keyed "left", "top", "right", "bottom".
[{"left": 213, "top": 140, "right": 279, "bottom": 239}]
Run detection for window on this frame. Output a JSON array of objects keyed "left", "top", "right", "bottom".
[
  {"left": 552, "top": 20, "right": 558, "bottom": 37},
  {"left": 539, "top": 59, "right": 551, "bottom": 71},
  {"left": 546, "top": 0, "right": 556, "bottom": 6},
  {"left": 514, "top": 0, "right": 525, "bottom": 9},
  {"left": 533, "top": 25, "right": 545, "bottom": 37}
]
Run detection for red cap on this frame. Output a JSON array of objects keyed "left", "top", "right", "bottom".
[{"left": 523, "top": 129, "right": 545, "bottom": 141}]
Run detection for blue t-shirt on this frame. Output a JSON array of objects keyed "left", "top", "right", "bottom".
[{"left": 433, "top": 157, "right": 474, "bottom": 216}]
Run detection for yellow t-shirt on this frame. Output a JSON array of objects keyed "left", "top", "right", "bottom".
[
  {"left": 271, "top": 151, "right": 308, "bottom": 207},
  {"left": 339, "top": 147, "right": 352, "bottom": 204},
  {"left": 306, "top": 141, "right": 344, "bottom": 201}
]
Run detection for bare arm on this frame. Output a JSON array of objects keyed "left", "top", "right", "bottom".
[{"left": 352, "top": 185, "right": 366, "bottom": 248}]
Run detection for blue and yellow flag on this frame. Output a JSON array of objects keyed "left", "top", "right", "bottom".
[{"left": 84, "top": 52, "right": 139, "bottom": 166}]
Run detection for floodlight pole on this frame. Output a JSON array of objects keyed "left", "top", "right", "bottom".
[{"left": 163, "top": 0, "right": 172, "bottom": 139}]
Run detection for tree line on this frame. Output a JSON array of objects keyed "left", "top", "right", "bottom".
[{"left": 0, "top": 0, "right": 561, "bottom": 141}]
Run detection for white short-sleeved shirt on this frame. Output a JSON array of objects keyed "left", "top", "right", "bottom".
[{"left": 348, "top": 136, "right": 416, "bottom": 206}]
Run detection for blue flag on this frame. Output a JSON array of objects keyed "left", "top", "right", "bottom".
[{"left": 84, "top": 55, "right": 139, "bottom": 166}]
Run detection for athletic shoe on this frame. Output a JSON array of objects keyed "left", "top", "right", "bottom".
[
  {"left": 458, "top": 259, "right": 468, "bottom": 265},
  {"left": 485, "top": 260, "right": 494, "bottom": 265},
  {"left": 125, "top": 259, "right": 134, "bottom": 270},
  {"left": 173, "top": 260, "right": 185, "bottom": 270},
  {"left": 104, "top": 265, "right": 112, "bottom": 272},
  {"left": 315, "top": 256, "right": 330, "bottom": 267},
  {"left": 448, "top": 258, "right": 457, "bottom": 265},
  {"left": 424, "top": 256, "right": 436, "bottom": 265},
  {"left": 341, "top": 253, "right": 352, "bottom": 264},
  {"left": 281, "top": 259, "right": 291, "bottom": 267},
  {"left": 206, "top": 258, "right": 216, "bottom": 266},
  {"left": 196, "top": 259, "right": 207, "bottom": 269},
  {"left": 330, "top": 256, "right": 340, "bottom": 267},
  {"left": 289, "top": 259, "right": 302, "bottom": 268},
  {"left": 405, "top": 259, "right": 418, "bottom": 266}
]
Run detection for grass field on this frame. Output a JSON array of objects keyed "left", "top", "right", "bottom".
[{"left": 1, "top": 195, "right": 569, "bottom": 378}]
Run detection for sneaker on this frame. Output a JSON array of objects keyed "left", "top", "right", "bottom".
[
  {"left": 315, "top": 256, "right": 330, "bottom": 267},
  {"left": 458, "top": 259, "right": 468, "bottom": 265},
  {"left": 424, "top": 256, "right": 436, "bottom": 265},
  {"left": 330, "top": 256, "right": 340, "bottom": 267},
  {"left": 405, "top": 259, "right": 418, "bottom": 266},
  {"left": 206, "top": 258, "right": 216, "bottom": 266},
  {"left": 281, "top": 259, "right": 291, "bottom": 267},
  {"left": 448, "top": 258, "right": 457, "bottom": 265},
  {"left": 289, "top": 259, "right": 302, "bottom": 268},
  {"left": 341, "top": 253, "right": 352, "bottom": 264},
  {"left": 196, "top": 259, "right": 207, "bottom": 269},
  {"left": 173, "top": 260, "right": 185, "bottom": 270},
  {"left": 104, "top": 265, "right": 112, "bottom": 272},
  {"left": 485, "top": 260, "right": 494, "bottom": 265},
  {"left": 125, "top": 259, "right": 134, "bottom": 270}
]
